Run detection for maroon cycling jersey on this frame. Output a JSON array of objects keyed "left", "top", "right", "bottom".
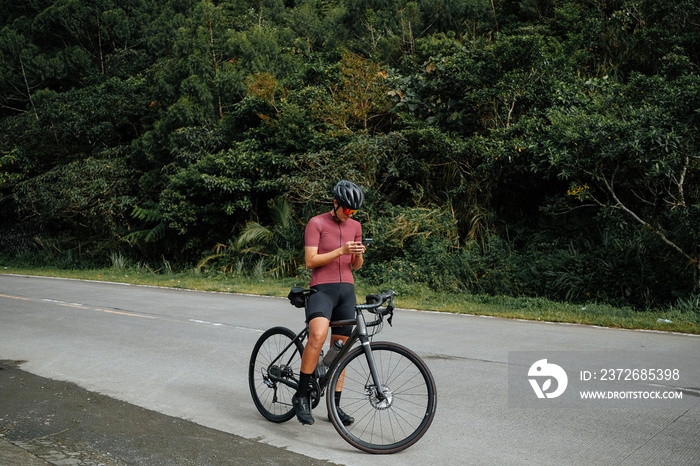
[{"left": 305, "top": 211, "right": 362, "bottom": 286}]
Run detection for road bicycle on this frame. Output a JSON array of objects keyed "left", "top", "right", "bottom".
[{"left": 248, "top": 288, "right": 437, "bottom": 454}]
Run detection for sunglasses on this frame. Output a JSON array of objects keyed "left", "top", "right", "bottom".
[{"left": 342, "top": 207, "right": 358, "bottom": 216}]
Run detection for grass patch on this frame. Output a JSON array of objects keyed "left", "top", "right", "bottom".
[
  {"left": 385, "top": 289, "right": 698, "bottom": 334},
  {"left": 1, "top": 266, "right": 698, "bottom": 335}
]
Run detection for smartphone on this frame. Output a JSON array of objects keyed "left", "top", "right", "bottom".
[{"left": 361, "top": 238, "right": 373, "bottom": 246}]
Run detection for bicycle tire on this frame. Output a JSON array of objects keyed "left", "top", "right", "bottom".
[
  {"left": 249, "top": 326, "right": 305, "bottom": 423},
  {"left": 326, "top": 341, "right": 437, "bottom": 454}
]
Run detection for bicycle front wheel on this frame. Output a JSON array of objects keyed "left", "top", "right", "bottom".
[
  {"left": 249, "top": 326, "right": 304, "bottom": 423},
  {"left": 327, "top": 341, "right": 437, "bottom": 454}
]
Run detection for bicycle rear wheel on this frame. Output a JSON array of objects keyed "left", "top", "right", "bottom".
[
  {"left": 327, "top": 341, "right": 437, "bottom": 454},
  {"left": 249, "top": 326, "right": 304, "bottom": 423}
]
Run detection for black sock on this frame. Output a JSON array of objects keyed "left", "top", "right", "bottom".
[
  {"left": 296, "top": 371, "right": 312, "bottom": 397},
  {"left": 335, "top": 391, "right": 342, "bottom": 406}
]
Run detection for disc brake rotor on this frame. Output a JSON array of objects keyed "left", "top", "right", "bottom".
[{"left": 367, "top": 385, "right": 393, "bottom": 410}]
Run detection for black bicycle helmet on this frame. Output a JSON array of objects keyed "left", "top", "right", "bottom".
[{"left": 333, "top": 180, "right": 364, "bottom": 210}]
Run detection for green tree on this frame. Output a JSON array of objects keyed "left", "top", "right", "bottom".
[
  {"left": 318, "top": 49, "right": 392, "bottom": 134},
  {"left": 231, "top": 197, "right": 305, "bottom": 277},
  {"left": 13, "top": 155, "right": 136, "bottom": 255},
  {"left": 154, "top": 139, "right": 288, "bottom": 260},
  {"left": 0, "top": 22, "right": 57, "bottom": 120},
  {"left": 499, "top": 73, "right": 700, "bottom": 302}
]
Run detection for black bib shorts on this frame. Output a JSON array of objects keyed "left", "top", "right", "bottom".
[{"left": 305, "top": 283, "right": 356, "bottom": 337}]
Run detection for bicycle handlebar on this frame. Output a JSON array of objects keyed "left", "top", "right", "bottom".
[{"left": 356, "top": 289, "right": 395, "bottom": 316}]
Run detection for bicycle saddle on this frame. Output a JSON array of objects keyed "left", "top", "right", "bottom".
[{"left": 287, "top": 287, "right": 317, "bottom": 308}]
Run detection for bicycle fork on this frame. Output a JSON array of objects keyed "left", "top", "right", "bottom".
[{"left": 355, "top": 312, "right": 389, "bottom": 405}]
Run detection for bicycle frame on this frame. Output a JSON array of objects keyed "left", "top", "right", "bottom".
[{"left": 266, "top": 306, "right": 387, "bottom": 400}]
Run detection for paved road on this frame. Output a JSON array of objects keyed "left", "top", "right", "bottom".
[{"left": 1, "top": 274, "right": 699, "bottom": 465}]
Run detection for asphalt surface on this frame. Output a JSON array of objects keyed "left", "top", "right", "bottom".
[
  {"left": 1, "top": 274, "right": 699, "bottom": 465},
  {"left": 0, "top": 360, "right": 334, "bottom": 465}
]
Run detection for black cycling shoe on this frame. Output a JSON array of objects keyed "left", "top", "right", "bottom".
[
  {"left": 330, "top": 407, "right": 355, "bottom": 426},
  {"left": 292, "top": 395, "right": 315, "bottom": 425}
]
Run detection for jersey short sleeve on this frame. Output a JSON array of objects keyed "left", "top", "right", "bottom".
[{"left": 305, "top": 212, "right": 362, "bottom": 286}]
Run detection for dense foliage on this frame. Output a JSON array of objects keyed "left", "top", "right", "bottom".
[{"left": 1, "top": 0, "right": 698, "bottom": 310}]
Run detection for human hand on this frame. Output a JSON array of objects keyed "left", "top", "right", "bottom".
[{"left": 343, "top": 241, "right": 366, "bottom": 255}]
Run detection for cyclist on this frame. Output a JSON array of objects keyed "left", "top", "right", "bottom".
[{"left": 292, "top": 180, "right": 367, "bottom": 426}]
